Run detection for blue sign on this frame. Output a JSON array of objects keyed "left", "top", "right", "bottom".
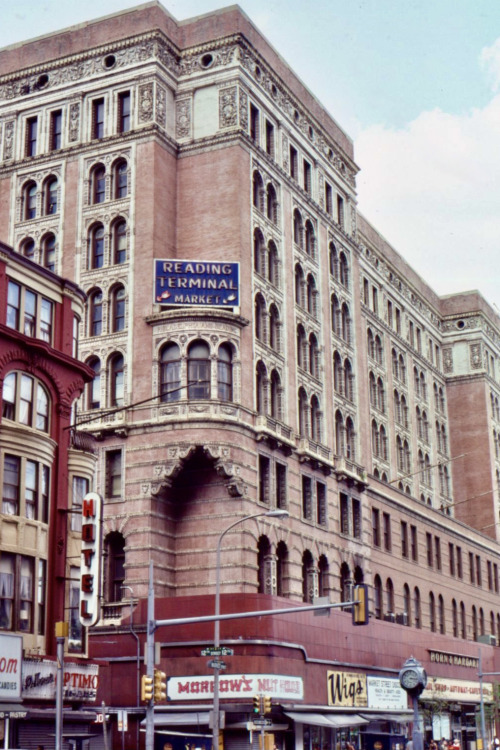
[{"left": 155, "top": 260, "right": 239, "bottom": 307}]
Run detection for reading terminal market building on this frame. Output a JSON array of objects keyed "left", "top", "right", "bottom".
[{"left": 3, "top": 3, "right": 500, "bottom": 750}]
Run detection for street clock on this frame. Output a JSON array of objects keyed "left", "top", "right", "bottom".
[{"left": 399, "top": 656, "right": 427, "bottom": 696}]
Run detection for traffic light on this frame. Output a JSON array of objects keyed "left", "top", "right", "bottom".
[
  {"left": 253, "top": 695, "right": 262, "bottom": 714},
  {"left": 352, "top": 583, "right": 369, "bottom": 625},
  {"left": 154, "top": 669, "right": 167, "bottom": 702},
  {"left": 262, "top": 696, "right": 272, "bottom": 715},
  {"left": 218, "top": 731, "right": 224, "bottom": 750},
  {"left": 141, "top": 674, "right": 154, "bottom": 702}
]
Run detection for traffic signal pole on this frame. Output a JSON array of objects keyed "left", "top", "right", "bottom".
[{"left": 145, "top": 561, "right": 155, "bottom": 750}]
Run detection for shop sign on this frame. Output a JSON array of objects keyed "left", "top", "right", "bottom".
[
  {"left": 421, "top": 677, "right": 493, "bottom": 703},
  {"left": 168, "top": 674, "right": 303, "bottom": 700},
  {"left": 327, "top": 670, "right": 367, "bottom": 707},
  {"left": 79, "top": 492, "right": 102, "bottom": 627},
  {"left": 0, "top": 634, "right": 22, "bottom": 699},
  {"left": 367, "top": 676, "right": 408, "bottom": 710},
  {"left": 429, "top": 650, "right": 479, "bottom": 669},
  {"left": 154, "top": 260, "right": 240, "bottom": 307},
  {"left": 22, "top": 659, "right": 99, "bottom": 702}
]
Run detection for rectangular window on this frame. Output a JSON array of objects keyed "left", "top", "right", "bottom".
[
  {"left": 372, "top": 287, "right": 378, "bottom": 314},
  {"left": 325, "top": 182, "right": 333, "bottom": 215},
  {"left": 456, "top": 546, "right": 463, "bottom": 578},
  {"left": 416, "top": 327, "right": 422, "bottom": 353},
  {"left": 25, "top": 460, "right": 38, "bottom": 520},
  {"left": 6, "top": 281, "right": 20, "bottom": 330},
  {"left": 316, "top": 481, "right": 327, "bottom": 526},
  {"left": 19, "top": 556, "right": 34, "bottom": 632},
  {"left": 426, "top": 532, "right": 433, "bottom": 567},
  {"left": 387, "top": 301, "right": 393, "bottom": 328},
  {"left": 337, "top": 195, "right": 344, "bottom": 228},
  {"left": 265, "top": 120, "right": 274, "bottom": 157},
  {"left": 449, "top": 543, "right": 455, "bottom": 576},
  {"left": 383, "top": 512, "right": 391, "bottom": 551},
  {"left": 435, "top": 537, "right": 441, "bottom": 571},
  {"left": 476, "top": 555, "right": 481, "bottom": 586},
  {"left": 302, "top": 475, "right": 313, "bottom": 520},
  {"left": 50, "top": 110, "right": 62, "bottom": 150},
  {"left": 495, "top": 563, "right": 499, "bottom": 593},
  {"left": 40, "top": 298, "right": 53, "bottom": 343},
  {"left": 118, "top": 91, "right": 131, "bottom": 133},
  {"left": 410, "top": 525, "right": 418, "bottom": 561},
  {"left": 258, "top": 455, "right": 271, "bottom": 505},
  {"left": 340, "top": 492, "right": 349, "bottom": 535},
  {"left": 71, "top": 476, "right": 89, "bottom": 532},
  {"left": 92, "top": 98, "right": 105, "bottom": 140},
  {"left": 352, "top": 498, "right": 361, "bottom": 539},
  {"left": 303, "top": 159, "right": 311, "bottom": 194},
  {"left": 26, "top": 117, "right": 38, "bottom": 157},
  {"left": 401, "top": 521, "right": 408, "bottom": 558},
  {"left": 41, "top": 465, "right": 49, "bottom": 524},
  {"left": 488, "top": 560, "right": 493, "bottom": 590},
  {"left": 363, "top": 278, "right": 370, "bottom": 305},
  {"left": 408, "top": 321, "right": 414, "bottom": 347},
  {"left": 250, "top": 103, "right": 259, "bottom": 144},
  {"left": 2, "top": 455, "right": 20, "bottom": 515},
  {"left": 106, "top": 450, "right": 122, "bottom": 499},
  {"left": 24, "top": 290, "right": 36, "bottom": 337},
  {"left": 395, "top": 307, "right": 401, "bottom": 334},
  {"left": 290, "top": 145, "right": 298, "bottom": 180},
  {"left": 37, "top": 559, "right": 46, "bottom": 635},
  {"left": 276, "top": 462, "right": 287, "bottom": 509},
  {"left": 469, "top": 551, "right": 475, "bottom": 584},
  {"left": 372, "top": 508, "right": 380, "bottom": 547}
]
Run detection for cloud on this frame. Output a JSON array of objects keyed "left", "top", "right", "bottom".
[
  {"left": 480, "top": 37, "right": 500, "bottom": 92},
  {"left": 354, "top": 89, "right": 500, "bottom": 309}
]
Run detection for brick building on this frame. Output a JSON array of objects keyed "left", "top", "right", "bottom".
[{"left": 1, "top": 4, "right": 500, "bottom": 750}]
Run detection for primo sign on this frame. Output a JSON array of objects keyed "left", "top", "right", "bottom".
[{"left": 154, "top": 260, "right": 239, "bottom": 307}]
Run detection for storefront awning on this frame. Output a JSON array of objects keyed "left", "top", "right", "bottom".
[
  {"left": 0, "top": 704, "right": 28, "bottom": 719},
  {"left": 360, "top": 713, "right": 413, "bottom": 723},
  {"left": 284, "top": 712, "right": 369, "bottom": 728},
  {"left": 141, "top": 712, "right": 211, "bottom": 727}
]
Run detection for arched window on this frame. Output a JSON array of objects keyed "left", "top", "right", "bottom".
[
  {"left": 257, "top": 536, "right": 272, "bottom": 594},
  {"left": 2, "top": 372, "right": 50, "bottom": 432},
  {"left": 91, "top": 164, "right": 106, "bottom": 204},
  {"left": 24, "top": 181, "right": 37, "bottom": 220},
  {"left": 112, "top": 220, "right": 127, "bottom": 264},
  {"left": 187, "top": 341, "right": 210, "bottom": 400},
  {"left": 340, "top": 562, "right": 351, "bottom": 603},
  {"left": 452, "top": 599, "right": 458, "bottom": 637},
  {"left": 41, "top": 233, "right": 56, "bottom": 272},
  {"left": 306, "top": 274, "right": 316, "bottom": 316},
  {"left": 403, "top": 584, "right": 411, "bottom": 626},
  {"left": 297, "top": 325, "right": 306, "bottom": 370},
  {"left": 270, "top": 370, "right": 281, "bottom": 420},
  {"left": 89, "top": 223, "right": 105, "bottom": 269},
  {"left": 460, "top": 601, "right": 467, "bottom": 639},
  {"left": 87, "top": 357, "right": 101, "bottom": 409},
  {"left": 298, "top": 388, "right": 308, "bottom": 436},
  {"left": 439, "top": 594, "right": 445, "bottom": 634},
  {"left": 377, "top": 377, "right": 385, "bottom": 412},
  {"left": 253, "top": 229, "right": 265, "bottom": 274},
  {"left": 369, "top": 372, "right": 377, "bottom": 408},
  {"left": 21, "top": 238, "right": 35, "bottom": 260},
  {"left": 472, "top": 605, "right": 478, "bottom": 640},
  {"left": 266, "top": 183, "right": 277, "bottom": 224},
  {"left": 293, "top": 209, "right": 303, "bottom": 248},
  {"left": 386, "top": 578, "right": 394, "bottom": 614},
  {"left": 113, "top": 159, "right": 128, "bottom": 199},
  {"left": 374, "top": 575, "right": 383, "bottom": 619},
  {"left": 110, "top": 353, "right": 124, "bottom": 407},
  {"left": 318, "top": 555, "right": 329, "bottom": 598},
  {"left": 111, "top": 285, "right": 126, "bottom": 332},
  {"left": 375, "top": 335, "right": 383, "bottom": 365},
  {"left": 302, "top": 550, "right": 316, "bottom": 603},
  {"left": 276, "top": 541, "right": 288, "bottom": 597},
  {"left": 367, "top": 328, "right": 375, "bottom": 359},
  {"left": 331, "top": 295, "right": 340, "bottom": 335},
  {"left": 429, "top": 591, "right": 436, "bottom": 632},
  {"left": 104, "top": 532, "right": 125, "bottom": 602},
  {"left": 310, "top": 395, "right": 321, "bottom": 442},
  {"left": 256, "top": 361, "right": 267, "bottom": 414},
  {"left": 329, "top": 242, "right": 338, "bottom": 276},
  {"left": 308, "top": 334, "right": 319, "bottom": 378},
  {"left": 345, "top": 417, "right": 355, "bottom": 459},
  {"left": 270, "top": 305, "right": 280, "bottom": 352},
  {"left": 339, "top": 251, "right": 349, "bottom": 288},
  {"left": 333, "top": 352, "right": 342, "bottom": 395},
  {"left": 414, "top": 587, "right": 421, "bottom": 629},
  {"left": 305, "top": 220, "right": 315, "bottom": 257},
  {"left": 217, "top": 344, "right": 233, "bottom": 401},
  {"left": 89, "top": 290, "right": 103, "bottom": 336},
  {"left": 255, "top": 294, "right": 266, "bottom": 342},
  {"left": 252, "top": 171, "right": 264, "bottom": 212},
  {"left": 335, "top": 410, "right": 344, "bottom": 456},
  {"left": 341, "top": 303, "right": 350, "bottom": 342},
  {"left": 160, "top": 343, "right": 181, "bottom": 402},
  {"left": 295, "top": 264, "right": 304, "bottom": 307},
  {"left": 44, "top": 176, "right": 58, "bottom": 215},
  {"left": 268, "top": 241, "right": 279, "bottom": 286},
  {"left": 344, "top": 358, "right": 353, "bottom": 401}
]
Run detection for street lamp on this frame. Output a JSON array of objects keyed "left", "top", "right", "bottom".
[{"left": 212, "top": 509, "right": 289, "bottom": 750}]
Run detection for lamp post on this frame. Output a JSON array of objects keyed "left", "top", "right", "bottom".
[{"left": 212, "top": 509, "right": 289, "bottom": 750}]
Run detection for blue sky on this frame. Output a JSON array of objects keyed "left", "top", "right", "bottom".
[{"left": 2, "top": 0, "right": 500, "bottom": 308}]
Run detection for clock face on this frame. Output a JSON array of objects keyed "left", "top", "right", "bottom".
[{"left": 401, "top": 669, "right": 420, "bottom": 689}]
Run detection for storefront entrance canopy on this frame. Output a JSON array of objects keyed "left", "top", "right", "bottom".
[
  {"left": 141, "top": 712, "right": 211, "bottom": 727},
  {"left": 285, "top": 713, "right": 369, "bottom": 728}
]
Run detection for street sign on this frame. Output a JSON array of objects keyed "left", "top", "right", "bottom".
[
  {"left": 251, "top": 718, "right": 272, "bottom": 727},
  {"left": 207, "top": 659, "right": 227, "bottom": 670},
  {"left": 201, "top": 646, "right": 234, "bottom": 656}
]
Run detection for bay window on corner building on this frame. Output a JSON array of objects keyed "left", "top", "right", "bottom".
[{"left": 159, "top": 338, "right": 235, "bottom": 403}]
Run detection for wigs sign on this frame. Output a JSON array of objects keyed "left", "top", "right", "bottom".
[{"left": 154, "top": 260, "right": 239, "bottom": 307}]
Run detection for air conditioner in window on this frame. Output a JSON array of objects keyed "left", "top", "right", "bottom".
[
  {"left": 384, "top": 612, "right": 396, "bottom": 623},
  {"left": 395, "top": 612, "right": 409, "bottom": 625},
  {"left": 477, "top": 634, "right": 497, "bottom": 646}
]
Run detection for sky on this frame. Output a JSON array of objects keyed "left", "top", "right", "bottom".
[{"left": 1, "top": 0, "right": 500, "bottom": 309}]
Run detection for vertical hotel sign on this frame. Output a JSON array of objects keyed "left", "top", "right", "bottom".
[
  {"left": 154, "top": 260, "right": 239, "bottom": 307},
  {"left": 79, "top": 492, "right": 102, "bottom": 626}
]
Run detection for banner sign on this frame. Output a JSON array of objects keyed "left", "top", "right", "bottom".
[
  {"left": 327, "top": 670, "right": 367, "bottom": 707},
  {"left": 0, "top": 634, "right": 22, "bottom": 699},
  {"left": 422, "top": 677, "right": 493, "bottom": 703},
  {"left": 154, "top": 260, "right": 239, "bottom": 307},
  {"left": 367, "top": 676, "right": 408, "bottom": 710},
  {"left": 168, "top": 674, "right": 303, "bottom": 701},
  {"left": 22, "top": 659, "right": 99, "bottom": 702}
]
